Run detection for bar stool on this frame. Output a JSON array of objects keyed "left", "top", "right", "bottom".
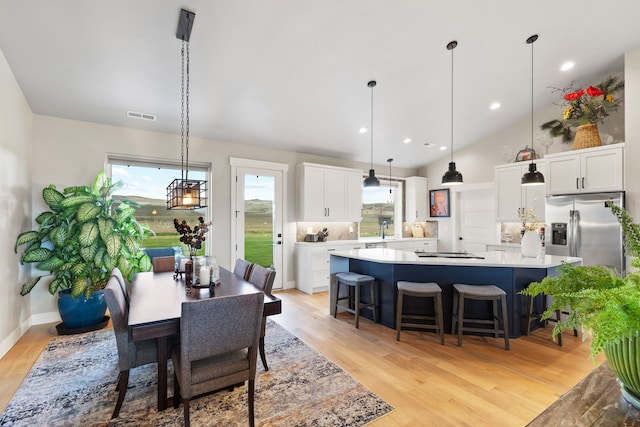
[
  {"left": 525, "top": 293, "right": 578, "bottom": 346},
  {"left": 334, "top": 272, "right": 377, "bottom": 329},
  {"left": 452, "top": 284, "right": 510, "bottom": 350},
  {"left": 395, "top": 281, "right": 444, "bottom": 344}
]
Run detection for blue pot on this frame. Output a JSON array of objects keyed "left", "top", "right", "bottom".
[{"left": 57, "top": 289, "right": 107, "bottom": 329}]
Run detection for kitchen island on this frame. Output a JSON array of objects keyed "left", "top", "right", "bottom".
[{"left": 329, "top": 248, "right": 581, "bottom": 337}]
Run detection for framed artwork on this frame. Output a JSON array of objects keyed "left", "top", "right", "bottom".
[{"left": 429, "top": 189, "right": 450, "bottom": 218}]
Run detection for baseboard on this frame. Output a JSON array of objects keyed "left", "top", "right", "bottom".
[
  {"left": 31, "top": 311, "right": 61, "bottom": 326},
  {"left": 0, "top": 318, "right": 32, "bottom": 359}
]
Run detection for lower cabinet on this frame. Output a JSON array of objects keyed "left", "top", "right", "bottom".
[
  {"left": 386, "top": 238, "right": 438, "bottom": 252},
  {"left": 295, "top": 242, "right": 363, "bottom": 294}
]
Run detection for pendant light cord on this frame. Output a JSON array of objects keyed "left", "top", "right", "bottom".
[
  {"left": 180, "top": 16, "right": 192, "bottom": 182},
  {"left": 450, "top": 45, "right": 454, "bottom": 163},
  {"left": 530, "top": 36, "right": 534, "bottom": 165},
  {"left": 370, "top": 83, "right": 374, "bottom": 169}
]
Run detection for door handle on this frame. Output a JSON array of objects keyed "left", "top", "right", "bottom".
[
  {"left": 582, "top": 177, "right": 585, "bottom": 189},
  {"left": 576, "top": 178, "right": 579, "bottom": 190},
  {"left": 277, "top": 241, "right": 282, "bottom": 245},
  {"left": 459, "top": 237, "right": 464, "bottom": 240}
]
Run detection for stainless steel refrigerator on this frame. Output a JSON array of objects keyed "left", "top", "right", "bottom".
[{"left": 545, "top": 192, "right": 625, "bottom": 274}]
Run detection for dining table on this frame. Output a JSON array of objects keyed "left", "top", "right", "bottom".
[{"left": 128, "top": 266, "right": 282, "bottom": 411}]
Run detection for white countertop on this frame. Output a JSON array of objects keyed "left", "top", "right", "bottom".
[
  {"left": 330, "top": 248, "right": 582, "bottom": 268},
  {"left": 295, "top": 237, "right": 437, "bottom": 247}
]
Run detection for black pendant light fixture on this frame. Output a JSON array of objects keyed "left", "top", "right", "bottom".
[
  {"left": 442, "top": 41, "right": 463, "bottom": 186},
  {"left": 521, "top": 34, "right": 545, "bottom": 186},
  {"left": 363, "top": 80, "right": 380, "bottom": 187},
  {"left": 387, "top": 158, "right": 393, "bottom": 194},
  {"left": 167, "top": 9, "right": 208, "bottom": 209}
]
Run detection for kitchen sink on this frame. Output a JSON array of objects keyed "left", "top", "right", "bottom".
[{"left": 415, "top": 251, "right": 485, "bottom": 259}]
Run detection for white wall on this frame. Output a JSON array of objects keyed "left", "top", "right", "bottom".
[
  {"left": 0, "top": 47, "right": 34, "bottom": 358},
  {"left": 624, "top": 48, "right": 640, "bottom": 265},
  {"left": 29, "top": 114, "right": 419, "bottom": 320}
]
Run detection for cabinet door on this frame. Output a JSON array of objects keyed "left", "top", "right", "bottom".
[
  {"left": 495, "top": 165, "right": 523, "bottom": 221},
  {"left": 346, "top": 171, "right": 363, "bottom": 221},
  {"left": 323, "top": 169, "right": 347, "bottom": 220},
  {"left": 301, "top": 166, "right": 327, "bottom": 220},
  {"left": 546, "top": 155, "right": 581, "bottom": 195},
  {"left": 582, "top": 147, "right": 623, "bottom": 192},
  {"left": 405, "top": 177, "right": 428, "bottom": 221},
  {"left": 523, "top": 162, "right": 546, "bottom": 220}
]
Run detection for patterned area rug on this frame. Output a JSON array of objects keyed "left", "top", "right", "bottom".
[{"left": 0, "top": 320, "right": 393, "bottom": 426}]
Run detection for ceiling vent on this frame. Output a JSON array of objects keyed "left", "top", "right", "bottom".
[{"left": 127, "top": 111, "right": 156, "bottom": 121}]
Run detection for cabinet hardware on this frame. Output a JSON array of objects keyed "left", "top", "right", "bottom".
[
  {"left": 576, "top": 177, "right": 579, "bottom": 190},
  {"left": 582, "top": 177, "right": 585, "bottom": 189}
]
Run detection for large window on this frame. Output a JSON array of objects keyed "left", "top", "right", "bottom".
[
  {"left": 109, "top": 159, "right": 209, "bottom": 255},
  {"left": 360, "top": 180, "right": 403, "bottom": 238}
]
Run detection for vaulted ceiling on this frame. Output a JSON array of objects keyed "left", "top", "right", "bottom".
[{"left": 1, "top": 0, "right": 639, "bottom": 168}]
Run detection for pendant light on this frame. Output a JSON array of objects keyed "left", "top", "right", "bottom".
[
  {"left": 167, "top": 9, "right": 208, "bottom": 210},
  {"left": 442, "top": 41, "right": 463, "bottom": 186},
  {"left": 387, "top": 158, "right": 393, "bottom": 194},
  {"left": 521, "top": 34, "right": 545, "bottom": 186},
  {"left": 363, "top": 80, "right": 380, "bottom": 187}
]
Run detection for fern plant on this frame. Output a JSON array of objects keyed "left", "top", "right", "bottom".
[
  {"left": 14, "top": 170, "right": 152, "bottom": 298},
  {"left": 521, "top": 202, "right": 640, "bottom": 359}
]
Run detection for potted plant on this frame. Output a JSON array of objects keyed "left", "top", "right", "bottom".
[
  {"left": 522, "top": 202, "right": 640, "bottom": 408},
  {"left": 14, "top": 170, "right": 152, "bottom": 330}
]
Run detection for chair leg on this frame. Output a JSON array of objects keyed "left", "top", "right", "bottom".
[
  {"left": 396, "top": 290, "right": 403, "bottom": 341},
  {"left": 492, "top": 299, "right": 499, "bottom": 338},
  {"left": 333, "top": 281, "right": 340, "bottom": 318},
  {"left": 183, "top": 398, "right": 190, "bottom": 427},
  {"left": 355, "top": 283, "right": 361, "bottom": 328},
  {"left": 436, "top": 292, "right": 445, "bottom": 345},
  {"left": 259, "top": 336, "right": 269, "bottom": 371},
  {"left": 501, "top": 295, "right": 510, "bottom": 351},
  {"left": 173, "top": 372, "right": 180, "bottom": 409},
  {"left": 248, "top": 379, "right": 256, "bottom": 427},
  {"left": 112, "top": 369, "right": 129, "bottom": 419},
  {"left": 457, "top": 294, "right": 465, "bottom": 347},
  {"left": 451, "top": 290, "right": 459, "bottom": 336},
  {"left": 115, "top": 372, "right": 121, "bottom": 391},
  {"left": 370, "top": 282, "right": 377, "bottom": 323}
]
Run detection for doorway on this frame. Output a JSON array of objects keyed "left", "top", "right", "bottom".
[
  {"left": 452, "top": 183, "right": 496, "bottom": 253},
  {"left": 230, "top": 158, "right": 287, "bottom": 290}
]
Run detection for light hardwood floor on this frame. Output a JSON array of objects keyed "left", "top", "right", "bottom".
[{"left": 0, "top": 289, "right": 602, "bottom": 426}]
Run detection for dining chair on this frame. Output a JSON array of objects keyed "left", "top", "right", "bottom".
[
  {"left": 172, "top": 292, "right": 264, "bottom": 427},
  {"left": 248, "top": 265, "right": 276, "bottom": 370},
  {"left": 233, "top": 258, "right": 254, "bottom": 280},
  {"left": 103, "top": 276, "right": 158, "bottom": 418},
  {"left": 152, "top": 255, "right": 176, "bottom": 273},
  {"left": 110, "top": 267, "right": 129, "bottom": 305}
]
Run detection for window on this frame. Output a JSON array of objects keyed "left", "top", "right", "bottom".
[
  {"left": 360, "top": 180, "right": 403, "bottom": 238},
  {"left": 108, "top": 158, "right": 209, "bottom": 255}
]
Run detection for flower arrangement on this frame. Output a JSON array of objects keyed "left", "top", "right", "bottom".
[
  {"left": 173, "top": 216, "right": 212, "bottom": 257},
  {"left": 540, "top": 75, "right": 624, "bottom": 143},
  {"left": 519, "top": 209, "right": 541, "bottom": 232}
]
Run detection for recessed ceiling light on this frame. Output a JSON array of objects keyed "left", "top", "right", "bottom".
[
  {"left": 423, "top": 142, "right": 436, "bottom": 148},
  {"left": 560, "top": 61, "right": 575, "bottom": 71},
  {"left": 359, "top": 127, "right": 368, "bottom": 133},
  {"left": 439, "top": 146, "right": 447, "bottom": 151},
  {"left": 403, "top": 138, "right": 412, "bottom": 144},
  {"left": 490, "top": 102, "right": 501, "bottom": 110}
]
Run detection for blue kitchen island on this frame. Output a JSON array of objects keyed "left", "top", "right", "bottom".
[{"left": 329, "top": 248, "right": 581, "bottom": 338}]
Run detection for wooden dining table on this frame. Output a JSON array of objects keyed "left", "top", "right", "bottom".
[{"left": 128, "top": 267, "right": 282, "bottom": 411}]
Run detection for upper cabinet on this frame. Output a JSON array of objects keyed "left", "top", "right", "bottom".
[
  {"left": 405, "top": 176, "right": 428, "bottom": 222},
  {"left": 495, "top": 161, "right": 546, "bottom": 221},
  {"left": 545, "top": 143, "right": 624, "bottom": 195},
  {"left": 297, "top": 163, "right": 363, "bottom": 222}
]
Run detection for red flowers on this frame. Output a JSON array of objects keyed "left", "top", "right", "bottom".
[
  {"left": 586, "top": 85, "right": 605, "bottom": 97},
  {"left": 564, "top": 89, "right": 584, "bottom": 101}
]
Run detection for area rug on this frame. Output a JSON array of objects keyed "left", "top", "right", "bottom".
[{"left": 0, "top": 319, "right": 392, "bottom": 426}]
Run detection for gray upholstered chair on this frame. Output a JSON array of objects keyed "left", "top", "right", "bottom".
[
  {"left": 172, "top": 292, "right": 264, "bottom": 427},
  {"left": 248, "top": 265, "right": 276, "bottom": 370},
  {"left": 103, "top": 276, "right": 158, "bottom": 418},
  {"left": 110, "top": 267, "right": 129, "bottom": 305},
  {"left": 233, "top": 258, "right": 254, "bottom": 280},
  {"left": 152, "top": 255, "right": 175, "bottom": 273}
]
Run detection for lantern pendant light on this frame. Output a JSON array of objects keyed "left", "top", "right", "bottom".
[
  {"left": 363, "top": 80, "right": 380, "bottom": 187},
  {"left": 442, "top": 41, "right": 463, "bottom": 186},
  {"left": 521, "top": 34, "right": 545, "bottom": 186},
  {"left": 167, "top": 9, "right": 208, "bottom": 210}
]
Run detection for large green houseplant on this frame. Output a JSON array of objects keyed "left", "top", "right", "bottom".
[
  {"left": 522, "top": 203, "right": 640, "bottom": 408},
  {"left": 14, "top": 170, "right": 152, "bottom": 329}
]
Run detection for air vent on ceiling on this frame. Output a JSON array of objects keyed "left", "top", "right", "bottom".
[{"left": 127, "top": 111, "right": 157, "bottom": 121}]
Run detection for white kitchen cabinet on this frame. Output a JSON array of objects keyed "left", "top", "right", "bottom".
[
  {"left": 295, "top": 242, "right": 363, "bottom": 294},
  {"left": 545, "top": 143, "right": 624, "bottom": 195},
  {"left": 405, "top": 176, "right": 428, "bottom": 221},
  {"left": 386, "top": 238, "right": 437, "bottom": 252},
  {"left": 494, "top": 161, "right": 546, "bottom": 221},
  {"left": 297, "top": 163, "right": 363, "bottom": 222}
]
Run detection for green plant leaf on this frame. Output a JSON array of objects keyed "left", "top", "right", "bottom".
[
  {"left": 48, "top": 277, "right": 67, "bottom": 295},
  {"left": 59, "top": 195, "right": 95, "bottom": 209},
  {"left": 103, "top": 234, "right": 122, "bottom": 259},
  {"left": 93, "top": 247, "right": 105, "bottom": 267},
  {"left": 47, "top": 226, "right": 68, "bottom": 247},
  {"left": 71, "top": 276, "right": 88, "bottom": 298},
  {"left": 20, "top": 277, "right": 41, "bottom": 296},
  {"left": 80, "top": 243, "right": 98, "bottom": 263},
  {"left": 97, "top": 218, "right": 113, "bottom": 240},
  {"left": 35, "top": 211, "right": 55, "bottom": 226},
  {"left": 58, "top": 262, "right": 76, "bottom": 272},
  {"left": 79, "top": 221, "right": 99, "bottom": 247},
  {"left": 114, "top": 205, "right": 135, "bottom": 224},
  {"left": 42, "top": 186, "right": 64, "bottom": 210},
  {"left": 124, "top": 235, "right": 138, "bottom": 254},
  {"left": 102, "top": 252, "right": 118, "bottom": 271},
  {"left": 138, "top": 253, "right": 152, "bottom": 273},
  {"left": 76, "top": 203, "right": 101, "bottom": 223},
  {"left": 14, "top": 231, "right": 39, "bottom": 253},
  {"left": 22, "top": 247, "right": 52, "bottom": 263},
  {"left": 71, "top": 262, "right": 87, "bottom": 277},
  {"left": 35, "top": 256, "right": 65, "bottom": 271}
]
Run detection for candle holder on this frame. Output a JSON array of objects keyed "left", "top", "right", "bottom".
[{"left": 191, "top": 255, "right": 212, "bottom": 288}]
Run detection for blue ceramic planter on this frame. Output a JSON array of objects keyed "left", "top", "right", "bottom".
[{"left": 57, "top": 289, "right": 107, "bottom": 329}]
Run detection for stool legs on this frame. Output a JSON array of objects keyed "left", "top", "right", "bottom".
[
  {"left": 500, "top": 294, "right": 510, "bottom": 350},
  {"left": 453, "top": 289, "right": 509, "bottom": 351},
  {"left": 334, "top": 278, "right": 377, "bottom": 329},
  {"left": 396, "top": 289, "right": 444, "bottom": 345}
]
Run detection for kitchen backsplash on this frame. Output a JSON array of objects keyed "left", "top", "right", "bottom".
[
  {"left": 402, "top": 221, "right": 438, "bottom": 238},
  {"left": 295, "top": 221, "right": 438, "bottom": 242}
]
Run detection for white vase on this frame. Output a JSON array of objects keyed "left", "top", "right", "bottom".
[{"left": 521, "top": 230, "right": 540, "bottom": 257}]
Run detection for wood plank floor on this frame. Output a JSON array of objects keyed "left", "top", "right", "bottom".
[{"left": 0, "top": 289, "right": 603, "bottom": 426}]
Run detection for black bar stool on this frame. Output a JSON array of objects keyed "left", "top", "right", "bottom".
[
  {"left": 452, "top": 284, "right": 510, "bottom": 350},
  {"left": 334, "top": 272, "right": 377, "bottom": 329},
  {"left": 395, "top": 281, "right": 444, "bottom": 344}
]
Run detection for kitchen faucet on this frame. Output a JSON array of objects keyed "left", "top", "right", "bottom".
[{"left": 381, "top": 220, "right": 389, "bottom": 239}]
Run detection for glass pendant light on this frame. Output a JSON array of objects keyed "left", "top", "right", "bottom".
[
  {"left": 521, "top": 34, "right": 545, "bottom": 186},
  {"left": 363, "top": 80, "right": 380, "bottom": 187},
  {"left": 442, "top": 41, "right": 463, "bottom": 186}
]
